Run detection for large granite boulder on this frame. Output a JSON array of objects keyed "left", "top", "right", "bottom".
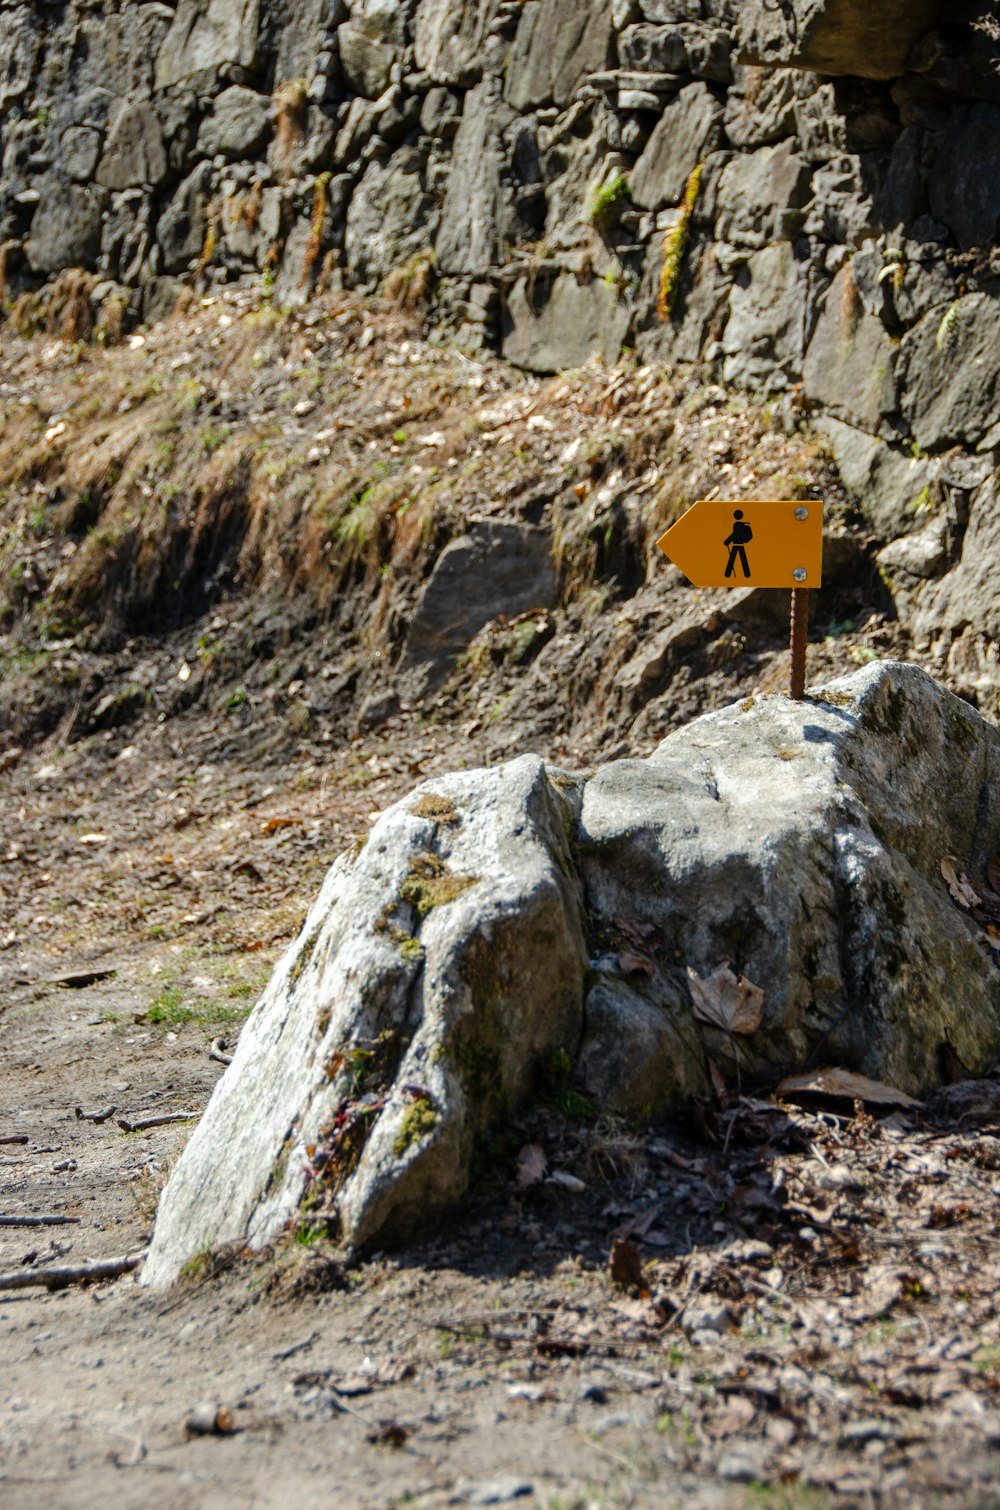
[
  {"left": 144, "top": 754, "right": 585, "bottom": 1283},
  {"left": 144, "top": 663, "right": 1000, "bottom": 1285}
]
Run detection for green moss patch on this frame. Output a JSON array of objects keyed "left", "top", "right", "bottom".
[
  {"left": 393, "top": 1094, "right": 439, "bottom": 1156},
  {"left": 401, "top": 852, "right": 477, "bottom": 919},
  {"left": 410, "top": 793, "right": 460, "bottom": 826},
  {"left": 288, "top": 923, "right": 322, "bottom": 990}
]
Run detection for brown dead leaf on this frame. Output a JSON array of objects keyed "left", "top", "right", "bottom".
[
  {"left": 516, "top": 1143, "right": 547, "bottom": 1187},
  {"left": 777, "top": 1068, "right": 923, "bottom": 1109},
  {"left": 613, "top": 915, "right": 659, "bottom": 949},
  {"left": 707, "top": 1057, "right": 729, "bottom": 1107},
  {"left": 688, "top": 964, "right": 763, "bottom": 1035},
  {"left": 927, "top": 1204, "right": 969, "bottom": 1229},
  {"left": 612, "top": 1203, "right": 663, "bottom": 1242},
  {"left": 261, "top": 816, "right": 300, "bottom": 834},
  {"left": 610, "top": 1237, "right": 647, "bottom": 1294},
  {"left": 707, "top": 1395, "right": 756, "bottom": 1439},
  {"left": 941, "top": 855, "right": 981, "bottom": 911},
  {"left": 618, "top": 951, "right": 655, "bottom": 978},
  {"left": 988, "top": 854, "right": 1000, "bottom": 895}
]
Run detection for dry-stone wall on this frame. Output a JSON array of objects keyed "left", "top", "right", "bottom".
[{"left": 2, "top": 1, "right": 1000, "bottom": 686}]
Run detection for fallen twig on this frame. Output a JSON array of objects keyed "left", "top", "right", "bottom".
[
  {"left": 48, "top": 967, "right": 116, "bottom": 990},
  {"left": 0, "top": 1135, "right": 29, "bottom": 1146},
  {"left": 273, "top": 1331, "right": 318, "bottom": 1361},
  {"left": 209, "top": 1038, "right": 233, "bottom": 1067},
  {"left": 0, "top": 1251, "right": 145, "bottom": 1290},
  {"left": 117, "top": 1113, "right": 198, "bottom": 1133},
  {"left": 76, "top": 1104, "right": 117, "bottom": 1123},
  {"left": 0, "top": 1214, "right": 81, "bottom": 1227}
]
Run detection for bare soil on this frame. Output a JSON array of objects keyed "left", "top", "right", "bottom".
[{"left": 3, "top": 293, "right": 1000, "bottom": 1510}]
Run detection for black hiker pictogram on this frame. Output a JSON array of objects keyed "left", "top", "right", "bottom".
[{"left": 724, "top": 509, "right": 752, "bottom": 579}]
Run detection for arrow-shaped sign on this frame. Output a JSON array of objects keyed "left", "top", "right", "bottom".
[{"left": 656, "top": 499, "right": 824, "bottom": 590}]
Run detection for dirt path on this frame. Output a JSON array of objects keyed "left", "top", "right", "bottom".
[{"left": 4, "top": 708, "right": 1000, "bottom": 1510}]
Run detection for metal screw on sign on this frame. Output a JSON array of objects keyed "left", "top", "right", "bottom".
[{"left": 655, "top": 498, "right": 824, "bottom": 702}]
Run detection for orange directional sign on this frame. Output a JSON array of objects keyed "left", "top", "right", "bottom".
[{"left": 656, "top": 499, "right": 824, "bottom": 589}]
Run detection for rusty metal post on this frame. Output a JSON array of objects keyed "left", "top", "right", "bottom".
[{"left": 790, "top": 586, "right": 809, "bottom": 700}]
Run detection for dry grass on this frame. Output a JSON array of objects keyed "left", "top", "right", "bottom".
[
  {"left": 95, "top": 295, "right": 125, "bottom": 347},
  {"left": 273, "top": 80, "right": 308, "bottom": 173},
  {"left": 241, "top": 178, "right": 264, "bottom": 231},
  {"left": 839, "top": 261, "right": 863, "bottom": 337},
  {"left": 192, "top": 203, "right": 220, "bottom": 284},
  {"left": 382, "top": 250, "right": 435, "bottom": 312},
  {"left": 303, "top": 172, "right": 332, "bottom": 287},
  {"left": 0, "top": 239, "right": 17, "bottom": 302},
  {"left": 9, "top": 268, "right": 95, "bottom": 341},
  {"left": 0, "top": 286, "right": 846, "bottom": 650}
]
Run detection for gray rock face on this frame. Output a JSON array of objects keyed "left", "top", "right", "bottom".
[
  {"left": 501, "top": 272, "right": 633, "bottom": 374},
  {"left": 196, "top": 87, "right": 272, "bottom": 160},
  {"left": 5, "top": 0, "right": 1000, "bottom": 682},
  {"left": 156, "top": 164, "right": 211, "bottom": 274},
  {"left": 415, "top": 0, "right": 500, "bottom": 86},
  {"left": 723, "top": 66, "right": 813, "bottom": 149},
  {"left": 898, "top": 295, "right": 1000, "bottom": 452},
  {"left": 96, "top": 102, "right": 167, "bottom": 190},
  {"left": 721, "top": 241, "right": 806, "bottom": 393},
  {"left": 630, "top": 83, "right": 724, "bottom": 209},
  {"left": 619, "top": 21, "right": 730, "bottom": 79},
  {"left": 60, "top": 127, "right": 102, "bottom": 184},
  {"left": 338, "top": 23, "right": 397, "bottom": 97},
  {"left": 25, "top": 182, "right": 104, "bottom": 274},
  {"left": 736, "top": 0, "right": 945, "bottom": 81},
  {"left": 403, "top": 520, "right": 556, "bottom": 682},
  {"left": 814, "top": 417, "right": 933, "bottom": 541},
  {"left": 504, "top": 0, "right": 614, "bottom": 110},
  {"left": 144, "top": 754, "right": 585, "bottom": 1284},
  {"left": 803, "top": 263, "right": 896, "bottom": 433},
  {"left": 713, "top": 139, "right": 811, "bottom": 247},
  {"left": 900, "top": 465, "right": 1000, "bottom": 646},
  {"left": 155, "top": 0, "right": 261, "bottom": 89},
  {"left": 435, "top": 80, "right": 512, "bottom": 275},
  {"left": 928, "top": 104, "right": 1000, "bottom": 252},
  {"left": 143, "top": 663, "right": 1000, "bottom": 1284},
  {"left": 345, "top": 153, "right": 436, "bottom": 284}
]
